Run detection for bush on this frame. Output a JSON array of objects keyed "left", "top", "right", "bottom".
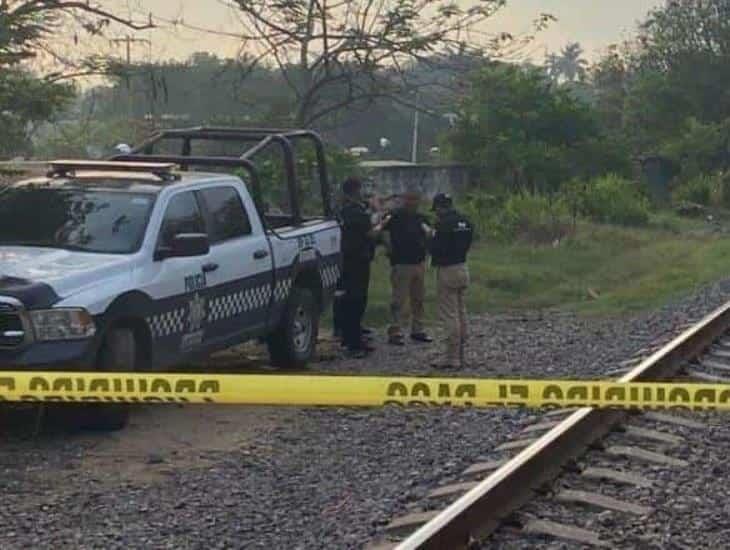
[
  {"left": 459, "top": 190, "right": 505, "bottom": 240},
  {"left": 501, "top": 193, "right": 571, "bottom": 243},
  {"left": 581, "top": 174, "right": 650, "bottom": 227},
  {"left": 719, "top": 172, "right": 730, "bottom": 209},
  {"left": 673, "top": 174, "right": 715, "bottom": 206}
]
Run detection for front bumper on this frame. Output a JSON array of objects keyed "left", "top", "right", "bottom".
[{"left": 0, "top": 339, "right": 97, "bottom": 370}]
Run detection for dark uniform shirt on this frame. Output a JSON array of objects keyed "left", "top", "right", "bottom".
[
  {"left": 430, "top": 209, "right": 474, "bottom": 267},
  {"left": 340, "top": 200, "right": 375, "bottom": 264},
  {"left": 382, "top": 208, "right": 429, "bottom": 265}
]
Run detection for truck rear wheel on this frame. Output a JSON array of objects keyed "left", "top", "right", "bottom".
[
  {"left": 79, "top": 327, "right": 136, "bottom": 431},
  {"left": 267, "top": 287, "right": 318, "bottom": 369}
]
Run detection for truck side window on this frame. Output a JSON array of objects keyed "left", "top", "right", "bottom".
[
  {"left": 158, "top": 192, "right": 205, "bottom": 248},
  {"left": 199, "top": 187, "right": 252, "bottom": 244}
]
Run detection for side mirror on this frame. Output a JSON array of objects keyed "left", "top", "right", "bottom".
[{"left": 156, "top": 233, "right": 210, "bottom": 261}]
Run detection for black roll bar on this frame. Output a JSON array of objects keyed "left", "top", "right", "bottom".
[{"left": 127, "top": 127, "right": 332, "bottom": 221}]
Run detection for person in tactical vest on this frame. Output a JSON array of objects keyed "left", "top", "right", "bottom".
[{"left": 428, "top": 193, "right": 474, "bottom": 369}]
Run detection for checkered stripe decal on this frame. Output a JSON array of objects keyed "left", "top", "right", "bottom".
[
  {"left": 147, "top": 308, "right": 186, "bottom": 338},
  {"left": 320, "top": 264, "right": 340, "bottom": 289},
  {"left": 207, "top": 284, "right": 273, "bottom": 323},
  {"left": 274, "top": 278, "right": 293, "bottom": 302}
]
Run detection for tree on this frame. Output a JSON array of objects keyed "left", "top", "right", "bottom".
[
  {"left": 0, "top": 1, "right": 152, "bottom": 156},
  {"left": 545, "top": 42, "right": 588, "bottom": 83},
  {"left": 226, "top": 0, "right": 553, "bottom": 126},
  {"left": 1, "top": 1, "right": 153, "bottom": 74},
  {"left": 634, "top": 0, "right": 730, "bottom": 124},
  {"left": 448, "top": 63, "right": 629, "bottom": 193}
]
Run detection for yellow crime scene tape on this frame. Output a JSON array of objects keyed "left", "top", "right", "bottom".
[{"left": 0, "top": 371, "right": 729, "bottom": 411}]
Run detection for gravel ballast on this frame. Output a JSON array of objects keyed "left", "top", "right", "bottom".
[{"left": 4, "top": 279, "right": 730, "bottom": 548}]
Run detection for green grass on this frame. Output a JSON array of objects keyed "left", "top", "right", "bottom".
[{"left": 358, "top": 214, "right": 730, "bottom": 326}]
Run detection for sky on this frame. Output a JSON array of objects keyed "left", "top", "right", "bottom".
[{"left": 102, "top": 0, "right": 663, "bottom": 64}]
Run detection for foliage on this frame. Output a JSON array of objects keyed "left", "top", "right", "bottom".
[
  {"left": 580, "top": 174, "right": 650, "bottom": 227},
  {"left": 0, "top": 2, "right": 155, "bottom": 158},
  {"left": 32, "top": 117, "right": 143, "bottom": 160},
  {"left": 545, "top": 42, "right": 588, "bottom": 83},
  {"left": 635, "top": 0, "right": 730, "bottom": 124},
  {"left": 672, "top": 174, "right": 715, "bottom": 206},
  {"left": 459, "top": 191, "right": 506, "bottom": 240},
  {"left": 0, "top": 69, "right": 74, "bottom": 157},
  {"left": 459, "top": 189, "right": 570, "bottom": 244},
  {"left": 448, "top": 63, "right": 626, "bottom": 193},
  {"left": 237, "top": 144, "right": 360, "bottom": 217},
  {"left": 227, "top": 0, "right": 553, "bottom": 126},
  {"left": 501, "top": 192, "right": 570, "bottom": 243},
  {"left": 659, "top": 118, "right": 730, "bottom": 179}
]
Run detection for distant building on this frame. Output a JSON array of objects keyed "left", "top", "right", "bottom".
[{"left": 359, "top": 160, "right": 470, "bottom": 198}]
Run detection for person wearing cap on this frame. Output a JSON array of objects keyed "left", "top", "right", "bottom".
[
  {"left": 428, "top": 193, "right": 474, "bottom": 368},
  {"left": 333, "top": 193, "right": 381, "bottom": 343},
  {"left": 338, "top": 177, "right": 385, "bottom": 358},
  {"left": 380, "top": 191, "right": 433, "bottom": 346}
]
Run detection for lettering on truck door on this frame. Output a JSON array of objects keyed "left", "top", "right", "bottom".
[{"left": 196, "top": 185, "right": 274, "bottom": 347}]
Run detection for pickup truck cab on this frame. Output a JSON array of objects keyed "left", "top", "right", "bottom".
[{"left": 0, "top": 128, "right": 341, "bottom": 429}]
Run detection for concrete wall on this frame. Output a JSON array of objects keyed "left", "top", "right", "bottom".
[{"left": 361, "top": 163, "right": 470, "bottom": 199}]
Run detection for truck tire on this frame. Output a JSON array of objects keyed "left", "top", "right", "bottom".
[
  {"left": 79, "top": 327, "right": 136, "bottom": 431},
  {"left": 267, "top": 287, "right": 318, "bottom": 369}
]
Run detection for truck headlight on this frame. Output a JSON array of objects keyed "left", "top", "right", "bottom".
[{"left": 29, "top": 309, "right": 96, "bottom": 341}]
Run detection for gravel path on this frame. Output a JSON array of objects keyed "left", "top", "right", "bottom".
[{"left": 2, "top": 279, "right": 730, "bottom": 549}]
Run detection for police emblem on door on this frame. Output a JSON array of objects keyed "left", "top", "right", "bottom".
[
  {"left": 187, "top": 293, "right": 206, "bottom": 332},
  {"left": 182, "top": 293, "right": 206, "bottom": 350}
]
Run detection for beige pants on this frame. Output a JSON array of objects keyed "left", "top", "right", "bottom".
[
  {"left": 437, "top": 264, "right": 470, "bottom": 366},
  {"left": 388, "top": 263, "right": 426, "bottom": 337}
]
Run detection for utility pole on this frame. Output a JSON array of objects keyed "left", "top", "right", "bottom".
[
  {"left": 110, "top": 35, "right": 151, "bottom": 121},
  {"left": 411, "top": 93, "right": 420, "bottom": 164}
]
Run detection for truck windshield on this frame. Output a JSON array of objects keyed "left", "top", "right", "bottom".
[{"left": 0, "top": 185, "right": 156, "bottom": 254}]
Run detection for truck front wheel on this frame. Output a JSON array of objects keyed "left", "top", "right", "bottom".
[
  {"left": 267, "top": 287, "right": 318, "bottom": 369},
  {"left": 79, "top": 327, "right": 136, "bottom": 431}
]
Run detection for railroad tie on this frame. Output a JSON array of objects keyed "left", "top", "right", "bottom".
[
  {"left": 643, "top": 412, "right": 706, "bottom": 430},
  {"left": 700, "top": 357, "right": 730, "bottom": 372},
  {"left": 581, "top": 467, "right": 654, "bottom": 488},
  {"left": 521, "top": 420, "right": 561, "bottom": 434},
  {"left": 605, "top": 445, "right": 689, "bottom": 468},
  {"left": 383, "top": 510, "right": 440, "bottom": 538},
  {"left": 556, "top": 489, "right": 653, "bottom": 516},
  {"left": 523, "top": 518, "right": 608, "bottom": 548},
  {"left": 622, "top": 425, "right": 684, "bottom": 446},
  {"left": 462, "top": 460, "right": 504, "bottom": 477},
  {"left": 708, "top": 347, "right": 730, "bottom": 359},
  {"left": 684, "top": 369, "right": 730, "bottom": 383},
  {"left": 427, "top": 481, "right": 479, "bottom": 500},
  {"left": 496, "top": 437, "right": 539, "bottom": 452}
]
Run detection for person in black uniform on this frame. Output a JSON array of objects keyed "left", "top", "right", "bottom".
[
  {"left": 333, "top": 188, "right": 381, "bottom": 342},
  {"left": 339, "top": 177, "right": 382, "bottom": 358},
  {"left": 428, "top": 193, "right": 474, "bottom": 368}
]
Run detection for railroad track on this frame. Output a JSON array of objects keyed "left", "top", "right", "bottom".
[{"left": 368, "top": 301, "right": 730, "bottom": 549}]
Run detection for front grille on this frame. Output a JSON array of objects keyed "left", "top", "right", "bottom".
[{"left": 0, "top": 302, "right": 25, "bottom": 348}]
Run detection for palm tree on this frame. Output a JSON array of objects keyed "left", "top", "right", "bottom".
[{"left": 545, "top": 42, "right": 588, "bottom": 83}]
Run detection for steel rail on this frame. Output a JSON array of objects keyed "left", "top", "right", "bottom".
[{"left": 397, "top": 300, "right": 730, "bottom": 549}]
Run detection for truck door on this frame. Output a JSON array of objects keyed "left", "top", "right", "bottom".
[
  {"left": 145, "top": 190, "right": 211, "bottom": 361},
  {"left": 196, "top": 185, "right": 274, "bottom": 347}
]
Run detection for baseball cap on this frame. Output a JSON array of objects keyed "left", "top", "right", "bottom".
[
  {"left": 431, "top": 193, "right": 453, "bottom": 210},
  {"left": 342, "top": 177, "right": 362, "bottom": 196}
]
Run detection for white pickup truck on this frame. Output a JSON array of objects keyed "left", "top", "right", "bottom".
[{"left": 0, "top": 128, "right": 341, "bottom": 429}]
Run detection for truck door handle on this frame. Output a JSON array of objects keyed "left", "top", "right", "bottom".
[
  {"left": 202, "top": 262, "right": 219, "bottom": 273},
  {"left": 253, "top": 249, "right": 269, "bottom": 260}
]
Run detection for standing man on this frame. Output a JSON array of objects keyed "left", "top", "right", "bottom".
[
  {"left": 381, "top": 191, "right": 433, "bottom": 346},
  {"left": 339, "top": 177, "right": 382, "bottom": 358},
  {"left": 428, "top": 193, "right": 474, "bottom": 369}
]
